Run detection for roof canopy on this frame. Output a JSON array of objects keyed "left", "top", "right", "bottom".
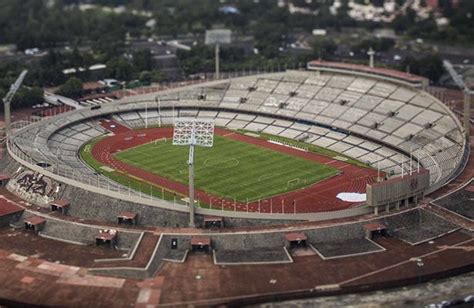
[
  {"left": 363, "top": 223, "right": 387, "bottom": 232},
  {"left": 191, "top": 236, "right": 211, "bottom": 246},
  {"left": 24, "top": 216, "right": 46, "bottom": 226},
  {"left": 285, "top": 232, "right": 307, "bottom": 242}
]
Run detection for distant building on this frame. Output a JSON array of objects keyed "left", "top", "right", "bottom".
[
  {"left": 374, "top": 28, "right": 397, "bottom": 40},
  {"left": 82, "top": 81, "right": 107, "bottom": 96},
  {"left": 312, "top": 29, "right": 327, "bottom": 36},
  {"left": 219, "top": 6, "right": 240, "bottom": 14},
  {"left": 426, "top": 0, "right": 460, "bottom": 9}
]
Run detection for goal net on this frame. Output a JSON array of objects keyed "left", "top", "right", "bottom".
[
  {"left": 154, "top": 137, "right": 167, "bottom": 145},
  {"left": 287, "top": 178, "right": 300, "bottom": 188}
]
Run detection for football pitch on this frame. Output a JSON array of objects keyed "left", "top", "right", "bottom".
[{"left": 114, "top": 135, "right": 338, "bottom": 202}]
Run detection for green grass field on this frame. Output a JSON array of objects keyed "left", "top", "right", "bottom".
[{"left": 114, "top": 135, "right": 338, "bottom": 202}]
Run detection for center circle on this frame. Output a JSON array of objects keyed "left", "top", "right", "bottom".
[{"left": 204, "top": 158, "right": 239, "bottom": 168}]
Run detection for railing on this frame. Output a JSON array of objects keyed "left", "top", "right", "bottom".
[
  {"left": 426, "top": 136, "right": 471, "bottom": 194},
  {"left": 6, "top": 134, "right": 373, "bottom": 221}
]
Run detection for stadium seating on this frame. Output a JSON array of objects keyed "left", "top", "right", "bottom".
[{"left": 8, "top": 70, "right": 466, "bottom": 198}]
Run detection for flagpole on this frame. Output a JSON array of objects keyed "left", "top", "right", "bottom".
[
  {"left": 145, "top": 101, "right": 148, "bottom": 128},
  {"left": 377, "top": 161, "right": 380, "bottom": 181}
]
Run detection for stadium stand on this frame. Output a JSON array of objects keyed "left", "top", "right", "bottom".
[{"left": 5, "top": 69, "right": 467, "bottom": 222}]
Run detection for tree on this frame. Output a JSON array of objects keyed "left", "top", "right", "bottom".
[
  {"left": 137, "top": 69, "right": 163, "bottom": 83},
  {"left": 311, "top": 38, "right": 337, "bottom": 60},
  {"left": 11, "top": 87, "right": 44, "bottom": 109},
  {"left": 106, "top": 57, "right": 135, "bottom": 81},
  {"left": 401, "top": 54, "right": 444, "bottom": 83},
  {"left": 355, "top": 38, "right": 395, "bottom": 53},
  {"left": 58, "top": 77, "right": 83, "bottom": 98},
  {"left": 133, "top": 49, "right": 153, "bottom": 72}
]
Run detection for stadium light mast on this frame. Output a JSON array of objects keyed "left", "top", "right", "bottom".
[
  {"left": 173, "top": 118, "right": 214, "bottom": 227},
  {"left": 2, "top": 70, "right": 27, "bottom": 135},
  {"left": 463, "top": 89, "right": 472, "bottom": 138},
  {"left": 443, "top": 60, "right": 472, "bottom": 137},
  {"left": 205, "top": 29, "right": 231, "bottom": 80}
]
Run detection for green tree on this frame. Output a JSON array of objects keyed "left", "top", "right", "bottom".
[
  {"left": 58, "top": 77, "right": 83, "bottom": 99},
  {"left": 11, "top": 87, "right": 44, "bottom": 109},
  {"left": 355, "top": 38, "right": 395, "bottom": 52},
  {"left": 311, "top": 37, "right": 337, "bottom": 60},
  {"left": 133, "top": 49, "right": 153, "bottom": 72},
  {"left": 106, "top": 57, "right": 135, "bottom": 81},
  {"left": 401, "top": 54, "right": 444, "bottom": 83}
]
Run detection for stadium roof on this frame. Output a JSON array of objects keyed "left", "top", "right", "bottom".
[{"left": 191, "top": 236, "right": 211, "bottom": 246}]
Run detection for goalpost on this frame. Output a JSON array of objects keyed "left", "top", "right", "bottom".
[
  {"left": 154, "top": 137, "right": 167, "bottom": 145},
  {"left": 287, "top": 178, "right": 300, "bottom": 188}
]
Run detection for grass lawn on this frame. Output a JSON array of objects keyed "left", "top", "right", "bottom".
[
  {"left": 79, "top": 137, "right": 181, "bottom": 202},
  {"left": 114, "top": 134, "right": 338, "bottom": 202}
]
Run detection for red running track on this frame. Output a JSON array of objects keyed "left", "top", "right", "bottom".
[{"left": 92, "top": 121, "right": 378, "bottom": 213}]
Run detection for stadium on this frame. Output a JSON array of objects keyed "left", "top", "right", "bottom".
[{"left": 0, "top": 60, "right": 472, "bottom": 306}]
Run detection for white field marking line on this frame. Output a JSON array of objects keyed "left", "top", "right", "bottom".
[
  {"left": 120, "top": 143, "right": 175, "bottom": 159},
  {"left": 258, "top": 174, "right": 273, "bottom": 181},
  {"left": 116, "top": 156, "right": 180, "bottom": 180},
  {"left": 115, "top": 137, "right": 166, "bottom": 154},
  {"left": 239, "top": 164, "right": 321, "bottom": 188},
  {"left": 339, "top": 163, "right": 354, "bottom": 169},
  {"left": 121, "top": 145, "right": 184, "bottom": 168},
  {"left": 338, "top": 237, "right": 474, "bottom": 286},
  {"left": 128, "top": 155, "right": 254, "bottom": 198},
  {"left": 223, "top": 132, "right": 235, "bottom": 137},
  {"left": 193, "top": 149, "right": 290, "bottom": 176},
  {"left": 237, "top": 168, "right": 336, "bottom": 202},
  {"left": 115, "top": 137, "right": 333, "bottom": 198},
  {"left": 202, "top": 158, "right": 239, "bottom": 168}
]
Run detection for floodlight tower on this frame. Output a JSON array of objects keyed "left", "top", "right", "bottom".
[
  {"left": 2, "top": 70, "right": 28, "bottom": 135},
  {"left": 173, "top": 119, "right": 214, "bottom": 227},
  {"left": 443, "top": 60, "right": 473, "bottom": 138},
  {"left": 205, "top": 29, "right": 231, "bottom": 80},
  {"left": 155, "top": 95, "right": 162, "bottom": 127},
  {"left": 464, "top": 89, "right": 472, "bottom": 138}
]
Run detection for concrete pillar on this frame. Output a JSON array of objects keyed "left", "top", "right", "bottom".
[
  {"left": 464, "top": 90, "right": 471, "bottom": 138},
  {"left": 385, "top": 204, "right": 390, "bottom": 213},
  {"left": 422, "top": 79, "right": 429, "bottom": 91},
  {"left": 396, "top": 201, "right": 400, "bottom": 211},
  {"left": 374, "top": 206, "right": 378, "bottom": 216},
  {"left": 368, "top": 48, "right": 375, "bottom": 68},
  {"left": 414, "top": 195, "right": 418, "bottom": 205}
]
